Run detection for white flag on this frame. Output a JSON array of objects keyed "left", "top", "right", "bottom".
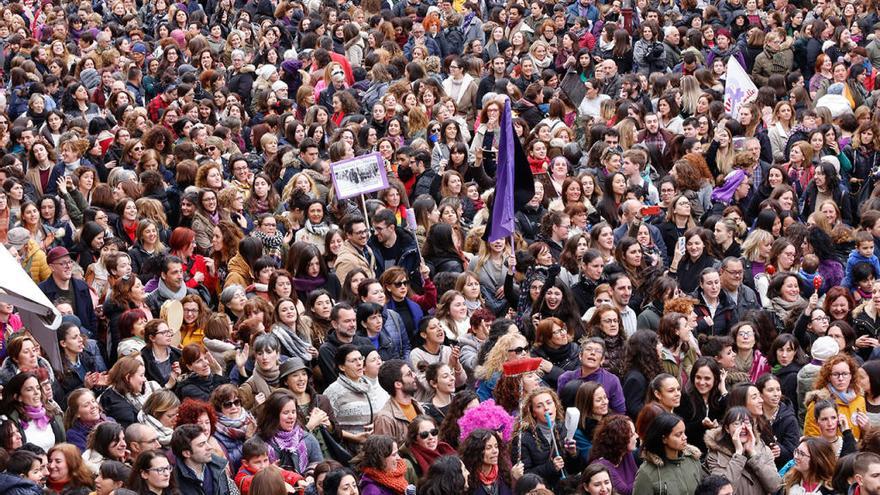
[{"left": 723, "top": 57, "right": 758, "bottom": 120}]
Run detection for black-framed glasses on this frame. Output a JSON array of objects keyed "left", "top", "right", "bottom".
[
  {"left": 418, "top": 428, "right": 439, "bottom": 439},
  {"left": 147, "top": 466, "right": 172, "bottom": 474}
]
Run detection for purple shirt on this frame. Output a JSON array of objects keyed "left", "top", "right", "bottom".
[
  {"left": 593, "top": 454, "right": 638, "bottom": 495},
  {"left": 557, "top": 367, "right": 626, "bottom": 414}
]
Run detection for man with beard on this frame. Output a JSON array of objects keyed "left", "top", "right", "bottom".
[
  {"left": 855, "top": 452, "right": 880, "bottom": 495},
  {"left": 373, "top": 359, "right": 424, "bottom": 444}
]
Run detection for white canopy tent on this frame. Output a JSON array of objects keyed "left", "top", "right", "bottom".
[{"left": 0, "top": 245, "right": 62, "bottom": 370}]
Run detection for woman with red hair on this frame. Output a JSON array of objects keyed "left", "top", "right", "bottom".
[
  {"left": 46, "top": 443, "right": 94, "bottom": 495},
  {"left": 175, "top": 397, "right": 227, "bottom": 459},
  {"left": 169, "top": 226, "right": 218, "bottom": 298}
]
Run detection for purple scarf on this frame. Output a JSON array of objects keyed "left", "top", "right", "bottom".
[
  {"left": 711, "top": 170, "right": 748, "bottom": 204},
  {"left": 21, "top": 405, "right": 51, "bottom": 429},
  {"left": 271, "top": 426, "right": 309, "bottom": 473},
  {"left": 293, "top": 276, "right": 326, "bottom": 294}
]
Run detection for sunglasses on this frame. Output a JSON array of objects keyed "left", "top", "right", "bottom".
[
  {"left": 508, "top": 346, "right": 529, "bottom": 354},
  {"left": 222, "top": 399, "right": 242, "bottom": 408},
  {"left": 392, "top": 280, "right": 408, "bottom": 287},
  {"left": 418, "top": 428, "right": 439, "bottom": 439}
]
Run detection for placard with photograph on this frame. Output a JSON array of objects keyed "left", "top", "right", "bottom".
[{"left": 330, "top": 152, "right": 389, "bottom": 200}]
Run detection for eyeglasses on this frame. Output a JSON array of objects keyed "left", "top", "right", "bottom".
[
  {"left": 508, "top": 346, "right": 529, "bottom": 355},
  {"left": 392, "top": 280, "right": 408, "bottom": 288},
  {"left": 722, "top": 269, "right": 744, "bottom": 277},
  {"left": 53, "top": 260, "right": 74, "bottom": 267},
  {"left": 793, "top": 448, "right": 810, "bottom": 459},
  {"left": 449, "top": 65, "right": 460, "bottom": 70},
  {"left": 738, "top": 330, "right": 754, "bottom": 337},
  {"left": 222, "top": 399, "right": 242, "bottom": 408},
  {"left": 418, "top": 428, "right": 439, "bottom": 439},
  {"left": 831, "top": 371, "right": 851, "bottom": 378},
  {"left": 351, "top": 229, "right": 369, "bottom": 236},
  {"left": 147, "top": 466, "right": 172, "bottom": 474},
  {"left": 812, "top": 316, "right": 829, "bottom": 322}
]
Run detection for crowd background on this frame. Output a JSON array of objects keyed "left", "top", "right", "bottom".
[{"left": 7, "top": 0, "right": 880, "bottom": 494}]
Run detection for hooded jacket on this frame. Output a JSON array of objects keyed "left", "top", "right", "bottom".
[
  {"left": 804, "top": 387, "right": 867, "bottom": 440},
  {"left": 632, "top": 444, "right": 703, "bottom": 495},
  {"left": 0, "top": 473, "right": 42, "bottom": 495},
  {"left": 752, "top": 41, "right": 795, "bottom": 87},
  {"left": 703, "top": 428, "right": 782, "bottom": 495}
]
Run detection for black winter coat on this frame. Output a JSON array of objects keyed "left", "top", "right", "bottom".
[
  {"left": 773, "top": 362, "right": 803, "bottom": 408},
  {"left": 98, "top": 387, "right": 140, "bottom": 428},
  {"left": 141, "top": 346, "right": 182, "bottom": 385},
  {"left": 770, "top": 401, "right": 802, "bottom": 468},
  {"left": 511, "top": 424, "right": 583, "bottom": 490},
  {"left": 692, "top": 288, "right": 737, "bottom": 337},
  {"left": 176, "top": 373, "right": 230, "bottom": 402},
  {"left": 173, "top": 454, "right": 232, "bottom": 495}
]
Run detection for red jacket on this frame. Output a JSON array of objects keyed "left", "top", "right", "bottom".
[{"left": 235, "top": 463, "right": 303, "bottom": 495}]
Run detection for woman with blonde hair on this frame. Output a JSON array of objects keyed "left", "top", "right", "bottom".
[
  {"left": 474, "top": 329, "right": 529, "bottom": 400},
  {"left": 282, "top": 171, "right": 321, "bottom": 202},
  {"left": 679, "top": 76, "right": 702, "bottom": 117},
  {"left": 768, "top": 101, "right": 796, "bottom": 162}
]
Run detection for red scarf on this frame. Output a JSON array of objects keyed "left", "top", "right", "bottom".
[
  {"left": 410, "top": 441, "right": 456, "bottom": 473},
  {"left": 527, "top": 155, "right": 548, "bottom": 174},
  {"left": 362, "top": 459, "right": 409, "bottom": 495},
  {"left": 478, "top": 464, "right": 499, "bottom": 486}
]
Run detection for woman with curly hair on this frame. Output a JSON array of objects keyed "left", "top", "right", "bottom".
[
  {"left": 804, "top": 354, "right": 868, "bottom": 440},
  {"left": 175, "top": 397, "right": 226, "bottom": 458},
  {"left": 622, "top": 329, "right": 664, "bottom": 419},
  {"left": 458, "top": 428, "right": 515, "bottom": 495},
  {"left": 587, "top": 415, "right": 638, "bottom": 495},
  {"left": 437, "top": 389, "right": 479, "bottom": 449},
  {"left": 493, "top": 367, "right": 544, "bottom": 415},
  {"left": 511, "top": 388, "right": 582, "bottom": 490}
]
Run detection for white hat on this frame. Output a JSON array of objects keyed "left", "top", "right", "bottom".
[{"left": 811, "top": 336, "right": 839, "bottom": 361}]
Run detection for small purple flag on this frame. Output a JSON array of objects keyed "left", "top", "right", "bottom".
[{"left": 486, "top": 99, "right": 535, "bottom": 242}]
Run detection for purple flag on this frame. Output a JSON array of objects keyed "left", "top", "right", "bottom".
[{"left": 486, "top": 99, "right": 535, "bottom": 242}]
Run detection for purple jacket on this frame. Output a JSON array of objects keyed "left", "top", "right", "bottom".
[
  {"left": 65, "top": 420, "right": 93, "bottom": 452},
  {"left": 593, "top": 454, "right": 638, "bottom": 495},
  {"left": 359, "top": 475, "right": 400, "bottom": 495},
  {"left": 557, "top": 367, "right": 626, "bottom": 414}
]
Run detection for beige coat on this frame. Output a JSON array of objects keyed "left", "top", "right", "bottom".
[
  {"left": 372, "top": 398, "right": 424, "bottom": 446},
  {"left": 334, "top": 240, "right": 376, "bottom": 284},
  {"left": 704, "top": 427, "right": 782, "bottom": 495}
]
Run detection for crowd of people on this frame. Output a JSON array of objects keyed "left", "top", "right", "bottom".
[{"left": 6, "top": 0, "right": 880, "bottom": 494}]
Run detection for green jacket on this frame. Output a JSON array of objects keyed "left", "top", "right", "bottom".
[{"left": 632, "top": 444, "right": 703, "bottom": 495}]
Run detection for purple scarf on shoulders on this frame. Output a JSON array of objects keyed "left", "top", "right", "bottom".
[{"left": 271, "top": 426, "right": 309, "bottom": 473}]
